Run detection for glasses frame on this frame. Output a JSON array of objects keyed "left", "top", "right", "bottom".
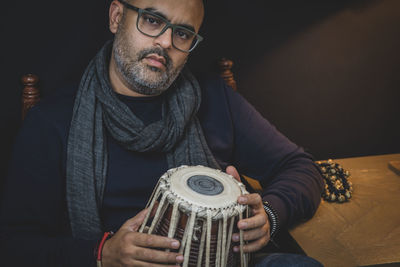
[{"left": 118, "top": 0, "right": 203, "bottom": 53}]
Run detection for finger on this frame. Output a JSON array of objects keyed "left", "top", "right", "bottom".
[
  {"left": 122, "top": 208, "right": 150, "bottom": 232},
  {"left": 132, "top": 247, "right": 184, "bottom": 264},
  {"left": 132, "top": 232, "right": 180, "bottom": 250},
  {"left": 237, "top": 213, "right": 268, "bottom": 230},
  {"left": 238, "top": 193, "right": 263, "bottom": 208},
  {"left": 242, "top": 235, "right": 270, "bottom": 253},
  {"left": 233, "top": 235, "right": 270, "bottom": 253},
  {"left": 232, "top": 226, "right": 269, "bottom": 242},
  {"left": 226, "top": 165, "right": 241, "bottom": 182}
]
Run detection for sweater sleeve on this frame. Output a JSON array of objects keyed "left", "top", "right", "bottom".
[
  {"left": 0, "top": 106, "right": 98, "bottom": 267},
  {"left": 224, "top": 83, "right": 324, "bottom": 229}
]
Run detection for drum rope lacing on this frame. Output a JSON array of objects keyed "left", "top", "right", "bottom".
[{"left": 139, "top": 165, "right": 249, "bottom": 267}]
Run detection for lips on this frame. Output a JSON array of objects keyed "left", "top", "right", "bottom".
[{"left": 144, "top": 54, "right": 167, "bottom": 68}]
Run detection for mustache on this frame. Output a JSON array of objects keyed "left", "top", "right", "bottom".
[{"left": 138, "top": 47, "right": 172, "bottom": 68}]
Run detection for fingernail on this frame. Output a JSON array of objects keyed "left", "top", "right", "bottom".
[
  {"left": 239, "top": 221, "right": 247, "bottom": 228},
  {"left": 176, "top": 255, "right": 184, "bottom": 262},
  {"left": 171, "top": 241, "right": 180, "bottom": 248},
  {"left": 238, "top": 197, "right": 246, "bottom": 203},
  {"left": 232, "top": 234, "right": 239, "bottom": 242}
]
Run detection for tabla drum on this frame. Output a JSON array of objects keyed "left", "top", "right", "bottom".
[{"left": 139, "top": 165, "right": 249, "bottom": 267}]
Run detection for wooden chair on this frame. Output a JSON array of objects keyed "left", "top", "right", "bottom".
[
  {"left": 20, "top": 58, "right": 237, "bottom": 120},
  {"left": 21, "top": 74, "right": 40, "bottom": 121}
]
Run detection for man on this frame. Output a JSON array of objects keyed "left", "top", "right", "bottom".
[{"left": 0, "top": 0, "right": 324, "bottom": 266}]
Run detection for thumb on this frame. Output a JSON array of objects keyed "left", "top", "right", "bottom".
[
  {"left": 226, "top": 165, "right": 241, "bottom": 182},
  {"left": 122, "top": 208, "right": 149, "bottom": 232}
]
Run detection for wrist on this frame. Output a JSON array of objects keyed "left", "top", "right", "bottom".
[
  {"left": 94, "top": 231, "right": 114, "bottom": 267},
  {"left": 262, "top": 201, "right": 279, "bottom": 238}
]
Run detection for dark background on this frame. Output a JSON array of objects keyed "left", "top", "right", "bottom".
[{"left": 1, "top": 0, "right": 399, "bottom": 185}]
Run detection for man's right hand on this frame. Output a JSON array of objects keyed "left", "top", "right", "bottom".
[{"left": 101, "top": 208, "right": 184, "bottom": 267}]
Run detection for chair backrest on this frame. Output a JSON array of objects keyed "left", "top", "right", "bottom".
[
  {"left": 21, "top": 74, "right": 40, "bottom": 121},
  {"left": 218, "top": 58, "right": 237, "bottom": 91},
  {"left": 20, "top": 58, "right": 237, "bottom": 121}
]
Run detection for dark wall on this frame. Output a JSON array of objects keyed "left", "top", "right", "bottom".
[
  {"left": 191, "top": 0, "right": 400, "bottom": 160},
  {"left": 1, "top": 0, "right": 113, "bottom": 181},
  {"left": 1, "top": 0, "right": 399, "bottom": 181}
]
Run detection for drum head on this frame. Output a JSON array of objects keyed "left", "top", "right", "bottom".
[{"left": 166, "top": 165, "right": 244, "bottom": 209}]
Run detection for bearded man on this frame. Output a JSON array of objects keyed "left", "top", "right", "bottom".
[{"left": 0, "top": 0, "right": 324, "bottom": 266}]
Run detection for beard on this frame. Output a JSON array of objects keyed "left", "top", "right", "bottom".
[{"left": 112, "top": 23, "right": 187, "bottom": 96}]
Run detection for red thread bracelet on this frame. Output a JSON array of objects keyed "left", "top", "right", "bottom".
[{"left": 96, "top": 231, "right": 114, "bottom": 267}]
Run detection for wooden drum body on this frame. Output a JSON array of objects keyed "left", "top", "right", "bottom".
[{"left": 139, "top": 165, "right": 249, "bottom": 267}]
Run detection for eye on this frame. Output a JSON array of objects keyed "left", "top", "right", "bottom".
[
  {"left": 142, "top": 14, "right": 162, "bottom": 26},
  {"left": 175, "top": 29, "right": 193, "bottom": 40}
]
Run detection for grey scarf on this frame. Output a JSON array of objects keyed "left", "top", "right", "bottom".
[{"left": 66, "top": 41, "right": 219, "bottom": 240}]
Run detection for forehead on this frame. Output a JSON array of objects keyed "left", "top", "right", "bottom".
[{"left": 130, "top": 0, "right": 204, "bottom": 31}]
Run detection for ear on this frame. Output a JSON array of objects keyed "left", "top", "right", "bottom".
[{"left": 109, "top": 0, "right": 124, "bottom": 34}]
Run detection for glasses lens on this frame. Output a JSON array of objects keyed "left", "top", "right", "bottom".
[
  {"left": 138, "top": 10, "right": 167, "bottom": 36},
  {"left": 172, "top": 27, "right": 198, "bottom": 52}
]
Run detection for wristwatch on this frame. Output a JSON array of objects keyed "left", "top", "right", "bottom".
[{"left": 262, "top": 201, "right": 279, "bottom": 238}]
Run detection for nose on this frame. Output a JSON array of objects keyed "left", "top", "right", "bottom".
[{"left": 153, "top": 27, "right": 173, "bottom": 50}]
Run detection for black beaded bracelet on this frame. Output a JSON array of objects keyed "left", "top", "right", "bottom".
[{"left": 262, "top": 201, "right": 279, "bottom": 238}]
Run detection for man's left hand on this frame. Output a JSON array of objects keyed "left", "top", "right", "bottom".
[{"left": 226, "top": 166, "right": 271, "bottom": 253}]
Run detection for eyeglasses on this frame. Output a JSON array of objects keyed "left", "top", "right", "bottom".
[{"left": 118, "top": 0, "right": 203, "bottom": 53}]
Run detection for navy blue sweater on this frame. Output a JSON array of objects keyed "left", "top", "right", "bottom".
[{"left": 0, "top": 75, "right": 323, "bottom": 266}]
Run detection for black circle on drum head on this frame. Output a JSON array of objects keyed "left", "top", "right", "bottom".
[{"left": 187, "top": 175, "right": 224, "bottom": 196}]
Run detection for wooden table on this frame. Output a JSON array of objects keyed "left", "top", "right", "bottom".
[{"left": 289, "top": 153, "right": 400, "bottom": 267}]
